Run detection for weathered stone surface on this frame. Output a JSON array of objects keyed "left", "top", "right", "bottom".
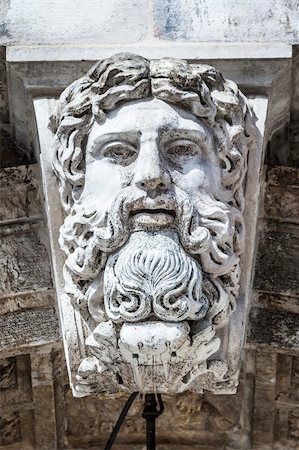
[
  {"left": 253, "top": 224, "right": 299, "bottom": 297},
  {"left": 251, "top": 292, "right": 299, "bottom": 315},
  {"left": 0, "top": 164, "right": 42, "bottom": 223},
  {"left": 267, "top": 166, "right": 299, "bottom": 186},
  {"left": 0, "top": 7, "right": 299, "bottom": 450},
  {"left": 0, "top": 130, "right": 33, "bottom": 169},
  {"left": 65, "top": 382, "right": 249, "bottom": 449},
  {"left": 0, "top": 0, "right": 148, "bottom": 46},
  {"left": 0, "top": 357, "right": 17, "bottom": 390},
  {"left": 0, "top": 308, "right": 59, "bottom": 352},
  {"left": 290, "top": 46, "right": 299, "bottom": 167},
  {"left": 252, "top": 350, "right": 276, "bottom": 450},
  {"left": 0, "top": 290, "right": 55, "bottom": 316},
  {"left": 0, "top": 355, "right": 32, "bottom": 411},
  {"left": 288, "top": 410, "right": 299, "bottom": 441},
  {"left": 0, "top": 46, "right": 8, "bottom": 124},
  {"left": 264, "top": 166, "right": 299, "bottom": 222},
  {"left": 248, "top": 308, "right": 299, "bottom": 350},
  {"left": 0, "top": 411, "right": 22, "bottom": 445},
  {"left": 31, "top": 352, "right": 57, "bottom": 449},
  {"left": 42, "top": 53, "right": 261, "bottom": 397},
  {"left": 153, "top": 0, "right": 299, "bottom": 43},
  {"left": 0, "top": 223, "right": 52, "bottom": 296}
]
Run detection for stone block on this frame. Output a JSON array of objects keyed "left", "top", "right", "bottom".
[
  {"left": 0, "top": 357, "right": 17, "bottom": 390},
  {"left": 264, "top": 166, "right": 299, "bottom": 222},
  {"left": 153, "top": 0, "right": 299, "bottom": 43},
  {"left": 0, "top": 0, "right": 148, "bottom": 46},
  {"left": 0, "top": 48, "right": 8, "bottom": 123},
  {"left": 64, "top": 385, "right": 248, "bottom": 449},
  {"left": 31, "top": 352, "right": 57, "bottom": 449},
  {"left": 0, "top": 164, "right": 42, "bottom": 223},
  {"left": 0, "top": 223, "right": 52, "bottom": 296},
  {"left": 251, "top": 293, "right": 299, "bottom": 315},
  {"left": 253, "top": 223, "right": 299, "bottom": 297},
  {"left": 0, "top": 354, "right": 36, "bottom": 449},
  {"left": 248, "top": 308, "right": 299, "bottom": 350},
  {"left": 0, "top": 354, "right": 32, "bottom": 411},
  {"left": 0, "top": 411, "right": 22, "bottom": 446},
  {"left": 0, "top": 290, "right": 55, "bottom": 316},
  {"left": 0, "top": 308, "right": 59, "bottom": 353}
]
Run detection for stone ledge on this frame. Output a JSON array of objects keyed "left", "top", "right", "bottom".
[
  {"left": 251, "top": 293, "right": 299, "bottom": 315},
  {"left": 0, "top": 289, "right": 55, "bottom": 316},
  {"left": 253, "top": 223, "right": 299, "bottom": 297},
  {"left": 264, "top": 166, "right": 299, "bottom": 223},
  {"left": 0, "top": 164, "right": 42, "bottom": 223},
  {"left": 6, "top": 42, "right": 292, "bottom": 62},
  {"left": 1, "top": 1, "right": 149, "bottom": 47},
  {"left": 247, "top": 308, "right": 299, "bottom": 350},
  {"left": 0, "top": 308, "right": 60, "bottom": 353},
  {"left": 0, "top": 223, "right": 52, "bottom": 296}
]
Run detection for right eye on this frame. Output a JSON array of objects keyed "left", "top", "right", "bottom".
[{"left": 100, "top": 141, "right": 138, "bottom": 165}]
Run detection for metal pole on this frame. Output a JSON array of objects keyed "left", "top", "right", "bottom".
[
  {"left": 142, "top": 394, "right": 164, "bottom": 450},
  {"left": 104, "top": 392, "right": 138, "bottom": 450}
]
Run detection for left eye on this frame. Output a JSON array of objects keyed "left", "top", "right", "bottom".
[
  {"left": 101, "top": 142, "right": 137, "bottom": 164},
  {"left": 164, "top": 140, "right": 200, "bottom": 162}
]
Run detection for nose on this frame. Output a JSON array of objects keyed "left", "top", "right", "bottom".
[{"left": 133, "top": 139, "right": 171, "bottom": 192}]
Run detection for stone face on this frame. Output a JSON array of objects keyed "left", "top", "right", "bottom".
[{"left": 40, "top": 53, "right": 262, "bottom": 397}]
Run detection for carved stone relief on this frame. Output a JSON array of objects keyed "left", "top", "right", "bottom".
[{"left": 45, "top": 53, "right": 261, "bottom": 396}]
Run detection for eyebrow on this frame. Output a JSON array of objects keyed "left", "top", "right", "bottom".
[
  {"left": 89, "top": 131, "right": 140, "bottom": 148},
  {"left": 88, "top": 128, "right": 210, "bottom": 151},
  {"left": 159, "top": 129, "right": 209, "bottom": 142}
]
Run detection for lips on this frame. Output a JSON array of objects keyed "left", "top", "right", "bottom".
[{"left": 129, "top": 208, "right": 176, "bottom": 231}]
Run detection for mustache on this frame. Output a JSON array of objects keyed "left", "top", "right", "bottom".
[
  {"left": 62, "top": 186, "right": 211, "bottom": 253},
  {"left": 61, "top": 184, "right": 238, "bottom": 282}
]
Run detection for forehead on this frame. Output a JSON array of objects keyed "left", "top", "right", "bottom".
[{"left": 88, "top": 97, "right": 209, "bottom": 140}]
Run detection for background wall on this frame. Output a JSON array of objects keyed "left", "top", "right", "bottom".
[{"left": 0, "top": 1, "right": 299, "bottom": 449}]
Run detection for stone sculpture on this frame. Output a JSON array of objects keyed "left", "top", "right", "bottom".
[{"left": 49, "top": 53, "right": 258, "bottom": 396}]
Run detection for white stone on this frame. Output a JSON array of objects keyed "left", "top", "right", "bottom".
[
  {"left": 2, "top": 0, "right": 299, "bottom": 47},
  {"left": 1, "top": 0, "right": 148, "bottom": 46},
  {"left": 6, "top": 43, "right": 292, "bottom": 63},
  {"left": 35, "top": 54, "right": 266, "bottom": 396},
  {"left": 153, "top": 0, "right": 299, "bottom": 43}
]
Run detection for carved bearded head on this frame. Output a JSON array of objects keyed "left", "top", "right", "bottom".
[{"left": 49, "top": 54, "right": 257, "bottom": 395}]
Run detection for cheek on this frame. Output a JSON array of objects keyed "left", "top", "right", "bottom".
[
  {"left": 171, "top": 167, "right": 206, "bottom": 194},
  {"left": 80, "top": 162, "right": 127, "bottom": 207}
]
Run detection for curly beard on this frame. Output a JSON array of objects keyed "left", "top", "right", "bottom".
[
  {"left": 104, "top": 232, "right": 209, "bottom": 323},
  {"left": 59, "top": 185, "right": 243, "bottom": 325}
]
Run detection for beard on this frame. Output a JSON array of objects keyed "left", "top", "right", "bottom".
[
  {"left": 59, "top": 184, "right": 243, "bottom": 323},
  {"left": 104, "top": 232, "right": 208, "bottom": 323}
]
